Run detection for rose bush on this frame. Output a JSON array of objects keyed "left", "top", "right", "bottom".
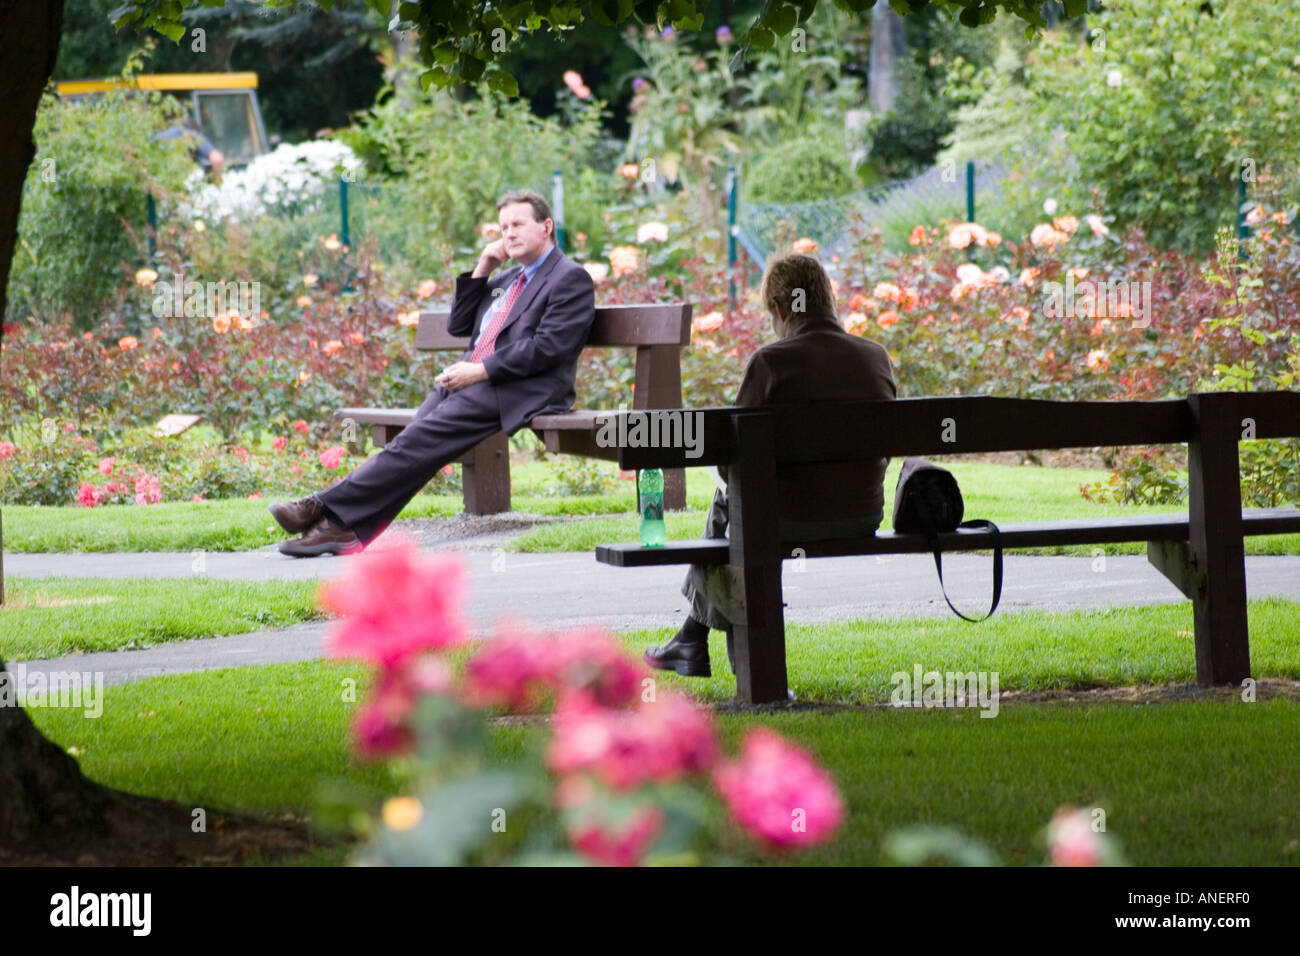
[{"left": 321, "top": 534, "right": 845, "bottom": 866}]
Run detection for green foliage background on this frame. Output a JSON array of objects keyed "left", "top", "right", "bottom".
[{"left": 7, "top": 87, "right": 194, "bottom": 324}]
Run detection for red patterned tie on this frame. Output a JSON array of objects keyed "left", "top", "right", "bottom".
[{"left": 469, "top": 271, "right": 527, "bottom": 361}]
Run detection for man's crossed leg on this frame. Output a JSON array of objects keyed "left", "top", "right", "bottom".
[{"left": 271, "top": 382, "right": 505, "bottom": 557}]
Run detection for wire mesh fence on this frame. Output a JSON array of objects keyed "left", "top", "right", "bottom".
[{"left": 735, "top": 158, "right": 1011, "bottom": 265}]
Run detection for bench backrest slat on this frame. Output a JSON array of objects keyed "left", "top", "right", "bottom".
[
  {"left": 416, "top": 303, "right": 692, "bottom": 350},
  {"left": 599, "top": 392, "right": 1300, "bottom": 469},
  {"left": 767, "top": 396, "right": 1197, "bottom": 459}
]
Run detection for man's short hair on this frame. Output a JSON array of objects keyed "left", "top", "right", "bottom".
[
  {"left": 496, "top": 189, "right": 553, "bottom": 223},
  {"left": 761, "top": 253, "right": 836, "bottom": 317}
]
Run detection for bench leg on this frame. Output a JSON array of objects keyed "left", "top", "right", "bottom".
[
  {"left": 731, "top": 563, "right": 789, "bottom": 704},
  {"left": 462, "top": 431, "right": 510, "bottom": 515},
  {"left": 1187, "top": 394, "right": 1250, "bottom": 686},
  {"left": 728, "top": 413, "right": 788, "bottom": 704}
]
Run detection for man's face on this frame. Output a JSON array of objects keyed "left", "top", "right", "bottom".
[{"left": 499, "top": 202, "right": 553, "bottom": 266}]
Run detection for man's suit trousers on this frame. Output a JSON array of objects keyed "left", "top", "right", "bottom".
[{"left": 314, "top": 381, "right": 504, "bottom": 545}]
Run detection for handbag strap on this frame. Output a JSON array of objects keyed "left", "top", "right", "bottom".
[{"left": 924, "top": 519, "right": 1003, "bottom": 623}]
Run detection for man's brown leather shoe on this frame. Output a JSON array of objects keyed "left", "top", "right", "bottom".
[
  {"left": 643, "top": 633, "right": 711, "bottom": 678},
  {"left": 269, "top": 495, "right": 323, "bottom": 535},
  {"left": 278, "top": 517, "right": 363, "bottom": 558}
]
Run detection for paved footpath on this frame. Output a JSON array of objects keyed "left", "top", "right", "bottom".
[{"left": 9, "top": 545, "right": 1300, "bottom": 686}]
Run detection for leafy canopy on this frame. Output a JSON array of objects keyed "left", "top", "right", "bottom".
[{"left": 110, "top": 0, "right": 1075, "bottom": 93}]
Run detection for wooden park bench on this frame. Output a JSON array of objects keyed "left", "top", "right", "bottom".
[
  {"left": 566, "top": 392, "right": 1300, "bottom": 703},
  {"left": 334, "top": 303, "right": 692, "bottom": 515}
]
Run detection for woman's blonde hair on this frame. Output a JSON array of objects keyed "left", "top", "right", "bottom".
[{"left": 760, "top": 253, "right": 837, "bottom": 330}]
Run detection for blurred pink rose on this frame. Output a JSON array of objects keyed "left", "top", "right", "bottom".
[
  {"left": 320, "top": 534, "right": 469, "bottom": 669},
  {"left": 466, "top": 627, "right": 648, "bottom": 711},
  {"left": 547, "top": 689, "right": 719, "bottom": 790},
  {"left": 1048, "top": 806, "right": 1101, "bottom": 866},
  {"left": 569, "top": 805, "right": 664, "bottom": 867},
  {"left": 77, "top": 482, "right": 103, "bottom": 508},
  {"left": 712, "top": 727, "right": 843, "bottom": 850},
  {"left": 272, "top": 436, "right": 287, "bottom": 452},
  {"left": 352, "top": 674, "right": 417, "bottom": 761},
  {"left": 320, "top": 445, "right": 347, "bottom": 469},
  {"left": 463, "top": 627, "right": 549, "bottom": 710},
  {"left": 133, "top": 472, "right": 161, "bottom": 506},
  {"left": 98, "top": 457, "right": 115, "bottom": 475},
  {"left": 0, "top": 441, "right": 14, "bottom": 460}
]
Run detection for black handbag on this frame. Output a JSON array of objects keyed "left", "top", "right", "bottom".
[{"left": 892, "top": 457, "right": 1002, "bottom": 622}]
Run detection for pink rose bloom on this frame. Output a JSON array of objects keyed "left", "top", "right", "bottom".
[
  {"left": 133, "top": 472, "right": 162, "bottom": 506},
  {"left": 98, "top": 457, "right": 114, "bottom": 475},
  {"left": 77, "top": 482, "right": 103, "bottom": 508},
  {"left": 290, "top": 464, "right": 302, "bottom": 476},
  {"left": 1048, "top": 807, "right": 1101, "bottom": 866},
  {"left": 352, "top": 696, "right": 415, "bottom": 762},
  {"left": 465, "top": 627, "right": 649, "bottom": 712},
  {"left": 292, "top": 419, "right": 310, "bottom": 434},
  {"left": 712, "top": 727, "right": 843, "bottom": 850},
  {"left": 192, "top": 494, "right": 206, "bottom": 502},
  {"left": 0, "top": 441, "right": 16, "bottom": 460},
  {"left": 569, "top": 805, "right": 664, "bottom": 867},
  {"left": 540, "top": 630, "right": 649, "bottom": 707},
  {"left": 547, "top": 690, "right": 719, "bottom": 790},
  {"left": 272, "top": 436, "right": 287, "bottom": 452},
  {"left": 233, "top": 446, "right": 250, "bottom": 462},
  {"left": 320, "top": 534, "right": 469, "bottom": 669},
  {"left": 320, "top": 445, "right": 347, "bottom": 469},
  {"left": 247, "top": 491, "right": 262, "bottom": 500},
  {"left": 463, "top": 627, "right": 550, "bottom": 710}
]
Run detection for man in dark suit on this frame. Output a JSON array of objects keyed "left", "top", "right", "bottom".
[{"left": 269, "top": 189, "right": 596, "bottom": 556}]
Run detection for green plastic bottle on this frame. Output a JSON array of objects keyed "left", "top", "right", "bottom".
[{"left": 639, "top": 468, "right": 666, "bottom": 547}]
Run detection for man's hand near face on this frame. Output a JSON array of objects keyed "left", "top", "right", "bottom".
[
  {"left": 435, "top": 361, "right": 490, "bottom": 391},
  {"left": 472, "top": 238, "right": 509, "bottom": 278}
]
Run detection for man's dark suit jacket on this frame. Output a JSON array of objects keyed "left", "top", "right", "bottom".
[{"left": 449, "top": 247, "right": 596, "bottom": 434}]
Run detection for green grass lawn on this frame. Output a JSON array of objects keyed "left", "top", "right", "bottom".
[
  {"left": 6, "top": 567, "right": 1298, "bottom": 693},
  {"left": 26, "top": 658, "right": 1300, "bottom": 866},
  {"left": 0, "top": 577, "right": 327, "bottom": 661},
  {"left": 625, "top": 597, "right": 1300, "bottom": 702},
  {"left": 7, "top": 458, "right": 1299, "bottom": 554}
]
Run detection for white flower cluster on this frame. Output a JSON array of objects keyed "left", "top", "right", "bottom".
[{"left": 184, "top": 140, "right": 363, "bottom": 222}]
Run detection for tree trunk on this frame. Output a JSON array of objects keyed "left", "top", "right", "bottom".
[
  {"left": 868, "top": 2, "right": 906, "bottom": 114},
  {"left": 0, "top": 0, "right": 115, "bottom": 848}
]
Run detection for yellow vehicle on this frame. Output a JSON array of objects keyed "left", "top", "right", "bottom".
[{"left": 54, "top": 72, "right": 271, "bottom": 169}]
